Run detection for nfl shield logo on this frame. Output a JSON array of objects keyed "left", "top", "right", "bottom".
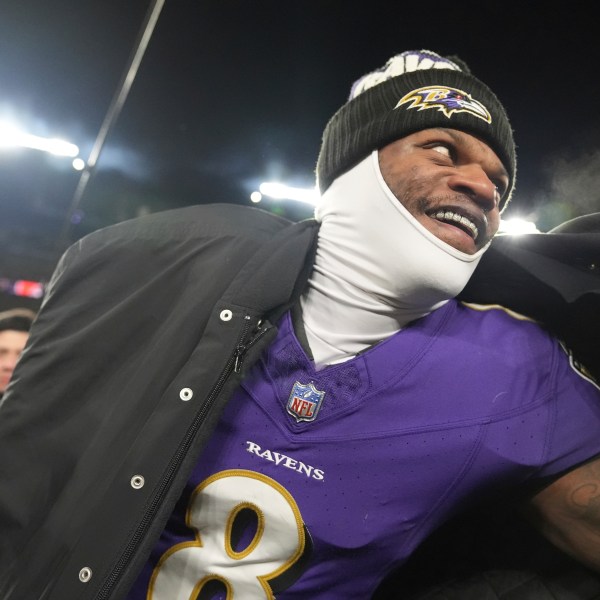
[{"left": 287, "top": 381, "right": 325, "bottom": 423}]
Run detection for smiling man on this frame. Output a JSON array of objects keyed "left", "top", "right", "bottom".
[
  {"left": 301, "top": 53, "right": 514, "bottom": 366},
  {"left": 1, "top": 50, "right": 600, "bottom": 600}
]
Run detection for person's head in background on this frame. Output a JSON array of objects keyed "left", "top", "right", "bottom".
[{"left": 0, "top": 308, "right": 36, "bottom": 397}]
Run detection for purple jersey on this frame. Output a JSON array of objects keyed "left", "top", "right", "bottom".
[{"left": 128, "top": 301, "right": 600, "bottom": 599}]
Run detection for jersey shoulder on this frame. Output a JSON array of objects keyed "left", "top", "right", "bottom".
[{"left": 460, "top": 301, "right": 599, "bottom": 390}]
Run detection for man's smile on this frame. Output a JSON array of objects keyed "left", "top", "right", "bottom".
[{"left": 426, "top": 206, "right": 487, "bottom": 243}]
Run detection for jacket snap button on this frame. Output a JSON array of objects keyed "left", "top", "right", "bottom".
[
  {"left": 219, "top": 309, "right": 232, "bottom": 321},
  {"left": 179, "top": 387, "right": 193, "bottom": 401},
  {"left": 131, "top": 475, "right": 145, "bottom": 489},
  {"left": 79, "top": 567, "right": 92, "bottom": 582}
]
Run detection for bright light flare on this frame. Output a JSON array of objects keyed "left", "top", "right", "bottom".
[
  {"left": 498, "top": 218, "right": 540, "bottom": 235},
  {"left": 257, "top": 182, "right": 319, "bottom": 205},
  {"left": 0, "top": 120, "right": 79, "bottom": 157},
  {"left": 72, "top": 157, "right": 86, "bottom": 171}
]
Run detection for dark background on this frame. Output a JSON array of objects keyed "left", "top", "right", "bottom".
[{"left": 1, "top": 1, "right": 599, "bottom": 311}]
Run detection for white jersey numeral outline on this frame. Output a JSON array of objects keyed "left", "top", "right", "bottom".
[{"left": 148, "top": 469, "right": 307, "bottom": 599}]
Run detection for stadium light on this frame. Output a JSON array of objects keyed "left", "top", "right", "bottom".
[
  {"left": 255, "top": 182, "right": 319, "bottom": 205},
  {"left": 498, "top": 218, "right": 540, "bottom": 235},
  {"left": 0, "top": 120, "right": 79, "bottom": 158},
  {"left": 72, "top": 157, "right": 86, "bottom": 171}
]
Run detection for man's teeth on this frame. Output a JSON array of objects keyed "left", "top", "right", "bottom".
[{"left": 433, "top": 210, "right": 479, "bottom": 241}]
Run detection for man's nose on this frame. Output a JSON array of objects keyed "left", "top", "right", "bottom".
[
  {"left": 1, "top": 355, "right": 19, "bottom": 371},
  {"left": 447, "top": 164, "right": 498, "bottom": 211}
]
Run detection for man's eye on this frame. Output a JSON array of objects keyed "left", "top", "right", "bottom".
[{"left": 430, "top": 144, "right": 451, "bottom": 158}]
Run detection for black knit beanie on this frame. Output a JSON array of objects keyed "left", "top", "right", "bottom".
[
  {"left": 316, "top": 50, "right": 516, "bottom": 208},
  {"left": 0, "top": 309, "right": 35, "bottom": 333}
]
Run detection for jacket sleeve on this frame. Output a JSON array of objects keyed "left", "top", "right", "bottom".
[{"left": 459, "top": 230, "right": 600, "bottom": 381}]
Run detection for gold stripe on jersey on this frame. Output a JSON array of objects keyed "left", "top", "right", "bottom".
[{"left": 460, "top": 301, "right": 536, "bottom": 323}]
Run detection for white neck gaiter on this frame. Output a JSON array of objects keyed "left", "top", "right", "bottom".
[{"left": 300, "top": 151, "right": 489, "bottom": 366}]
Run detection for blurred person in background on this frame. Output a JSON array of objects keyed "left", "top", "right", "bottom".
[{"left": 0, "top": 308, "right": 35, "bottom": 400}]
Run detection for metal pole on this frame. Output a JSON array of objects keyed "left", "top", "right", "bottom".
[{"left": 59, "top": 0, "right": 166, "bottom": 247}]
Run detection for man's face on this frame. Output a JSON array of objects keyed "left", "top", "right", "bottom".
[
  {"left": 378, "top": 128, "right": 509, "bottom": 255},
  {"left": 0, "top": 330, "right": 29, "bottom": 394}
]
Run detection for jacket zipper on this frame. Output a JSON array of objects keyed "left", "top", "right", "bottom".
[
  {"left": 95, "top": 314, "right": 257, "bottom": 600},
  {"left": 233, "top": 319, "right": 271, "bottom": 373}
]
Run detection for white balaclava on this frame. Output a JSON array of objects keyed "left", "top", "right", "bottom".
[{"left": 300, "top": 151, "right": 489, "bottom": 366}]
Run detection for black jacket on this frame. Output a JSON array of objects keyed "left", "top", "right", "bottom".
[
  {"left": 0, "top": 204, "right": 598, "bottom": 600},
  {"left": 0, "top": 204, "right": 318, "bottom": 600}
]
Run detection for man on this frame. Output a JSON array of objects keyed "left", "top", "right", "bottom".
[
  {"left": 0, "top": 308, "right": 35, "bottom": 399},
  {"left": 1, "top": 50, "right": 600, "bottom": 599}
]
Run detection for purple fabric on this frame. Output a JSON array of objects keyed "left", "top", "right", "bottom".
[{"left": 128, "top": 300, "right": 600, "bottom": 599}]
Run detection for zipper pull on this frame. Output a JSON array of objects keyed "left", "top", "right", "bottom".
[
  {"left": 233, "top": 344, "right": 246, "bottom": 373},
  {"left": 233, "top": 315, "right": 253, "bottom": 373},
  {"left": 233, "top": 318, "right": 270, "bottom": 374}
]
